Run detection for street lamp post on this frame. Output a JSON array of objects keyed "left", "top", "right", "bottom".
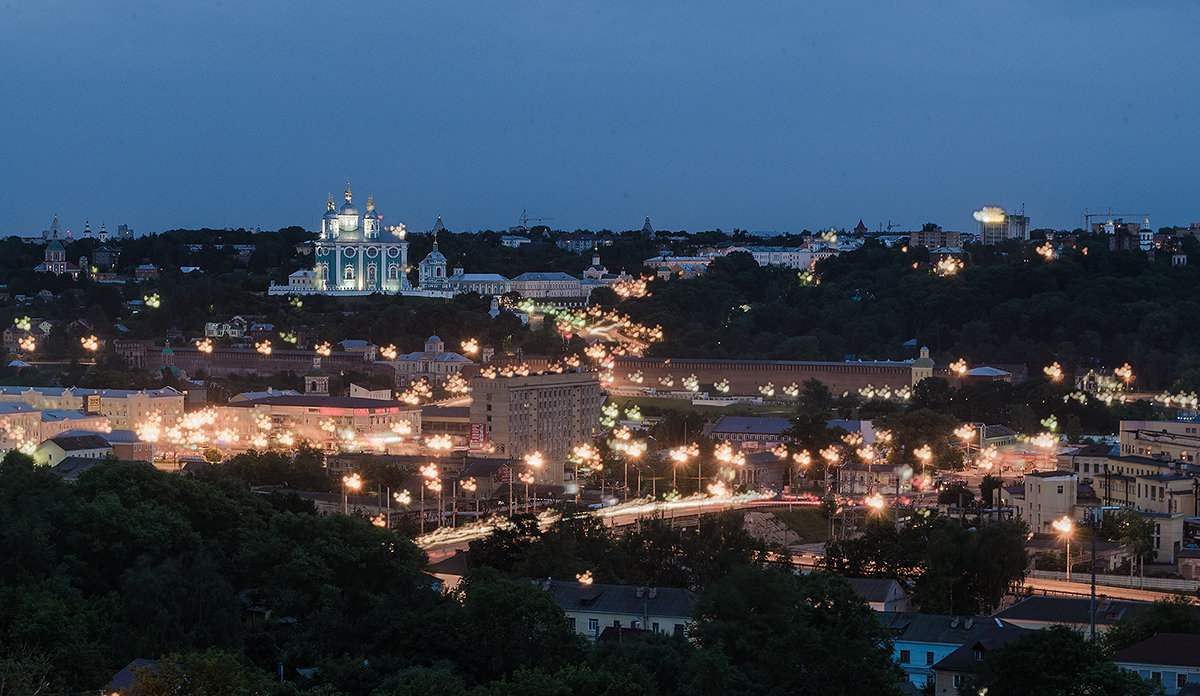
[
  {"left": 1053, "top": 515, "right": 1074, "bottom": 583},
  {"left": 523, "top": 451, "right": 543, "bottom": 512},
  {"left": 419, "top": 463, "right": 438, "bottom": 533},
  {"left": 342, "top": 473, "right": 362, "bottom": 514},
  {"left": 461, "top": 477, "right": 478, "bottom": 520}
]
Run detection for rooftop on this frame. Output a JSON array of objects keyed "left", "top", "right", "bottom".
[
  {"left": 537, "top": 579, "right": 694, "bottom": 619},
  {"left": 1112, "top": 633, "right": 1200, "bottom": 668},
  {"left": 880, "top": 612, "right": 1010, "bottom": 646},
  {"left": 710, "top": 416, "right": 791, "bottom": 436}
]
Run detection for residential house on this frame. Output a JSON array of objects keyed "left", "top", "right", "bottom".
[
  {"left": 33, "top": 433, "right": 114, "bottom": 467},
  {"left": 931, "top": 625, "right": 1032, "bottom": 695},
  {"left": 847, "top": 577, "right": 911, "bottom": 612},
  {"left": 990, "top": 596, "right": 1189, "bottom": 635},
  {"left": 880, "top": 613, "right": 1012, "bottom": 690},
  {"left": 1113, "top": 633, "right": 1200, "bottom": 694},
  {"left": 536, "top": 579, "right": 694, "bottom": 640}
]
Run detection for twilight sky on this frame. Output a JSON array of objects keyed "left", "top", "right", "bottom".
[{"left": 2, "top": 1, "right": 1197, "bottom": 238}]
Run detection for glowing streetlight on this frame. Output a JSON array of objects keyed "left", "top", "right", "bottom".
[
  {"left": 195, "top": 338, "right": 213, "bottom": 353},
  {"left": 576, "top": 570, "right": 594, "bottom": 585},
  {"left": 1053, "top": 516, "right": 1074, "bottom": 583},
  {"left": 18, "top": 336, "right": 36, "bottom": 353},
  {"left": 913, "top": 445, "right": 932, "bottom": 474},
  {"left": 80, "top": 335, "right": 99, "bottom": 352},
  {"left": 950, "top": 359, "right": 968, "bottom": 377},
  {"left": 461, "top": 338, "right": 479, "bottom": 355},
  {"left": 314, "top": 342, "right": 331, "bottom": 356},
  {"left": 1115, "top": 363, "right": 1134, "bottom": 390},
  {"left": 255, "top": 340, "right": 272, "bottom": 356},
  {"left": 669, "top": 443, "right": 699, "bottom": 489},
  {"left": 143, "top": 293, "right": 161, "bottom": 309},
  {"left": 865, "top": 493, "right": 886, "bottom": 511},
  {"left": 342, "top": 473, "right": 362, "bottom": 514},
  {"left": 381, "top": 345, "right": 398, "bottom": 361},
  {"left": 1044, "top": 362, "right": 1063, "bottom": 382},
  {"left": 420, "top": 463, "right": 439, "bottom": 533},
  {"left": 461, "top": 477, "right": 479, "bottom": 519}
]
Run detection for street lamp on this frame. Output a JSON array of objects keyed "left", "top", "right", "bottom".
[
  {"left": 1053, "top": 515, "right": 1074, "bottom": 583},
  {"left": 518, "top": 470, "right": 535, "bottom": 511},
  {"left": 669, "top": 443, "right": 699, "bottom": 490},
  {"left": 524, "top": 451, "right": 543, "bottom": 511},
  {"left": 419, "top": 463, "right": 438, "bottom": 533},
  {"left": 461, "top": 477, "right": 478, "bottom": 520},
  {"left": 342, "top": 473, "right": 362, "bottom": 514}
]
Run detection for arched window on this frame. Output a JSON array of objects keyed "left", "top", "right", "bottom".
[
  {"left": 344, "top": 264, "right": 354, "bottom": 281},
  {"left": 367, "top": 264, "right": 377, "bottom": 283},
  {"left": 388, "top": 264, "right": 399, "bottom": 280}
]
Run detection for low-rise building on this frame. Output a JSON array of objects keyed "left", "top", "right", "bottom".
[
  {"left": 0, "top": 385, "right": 183, "bottom": 430},
  {"left": 706, "top": 416, "right": 791, "bottom": 447},
  {"left": 34, "top": 433, "right": 114, "bottom": 467},
  {"left": 537, "top": 579, "right": 693, "bottom": 640},
  {"left": 1113, "top": 633, "right": 1200, "bottom": 694},
  {"left": 881, "top": 613, "right": 1011, "bottom": 690},
  {"left": 215, "top": 394, "right": 420, "bottom": 453},
  {"left": 931, "top": 625, "right": 1032, "bottom": 695},
  {"left": 1004, "top": 470, "right": 1077, "bottom": 534},
  {"left": 389, "top": 335, "right": 475, "bottom": 388}
]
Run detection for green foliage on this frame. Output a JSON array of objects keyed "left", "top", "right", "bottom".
[
  {"left": 971, "top": 626, "right": 1158, "bottom": 696},
  {"left": 126, "top": 647, "right": 275, "bottom": 696},
  {"left": 1102, "top": 597, "right": 1200, "bottom": 655},
  {"left": 823, "top": 515, "right": 1028, "bottom": 615},
  {"left": 619, "top": 237, "right": 1200, "bottom": 389},
  {"left": 452, "top": 569, "right": 584, "bottom": 684},
  {"left": 691, "top": 567, "right": 904, "bottom": 696}
]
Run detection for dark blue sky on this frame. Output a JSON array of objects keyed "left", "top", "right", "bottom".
[{"left": 3, "top": 1, "right": 1197, "bottom": 238}]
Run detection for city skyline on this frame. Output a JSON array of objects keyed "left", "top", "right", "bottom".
[{"left": 3, "top": 2, "right": 1198, "bottom": 236}]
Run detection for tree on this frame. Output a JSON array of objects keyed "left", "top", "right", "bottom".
[
  {"left": 823, "top": 515, "right": 1027, "bottom": 615},
  {"left": 979, "top": 474, "right": 1003, "bottom": 509},
  {"left": 1102, "top": 597, "right": 1200, "bottom": 655},
  {"left": 126, "top": 648, "right": 273, "bottom": 696},
  {"left": 937, "top": 481, "right": 975, "bottom": 508},
  {"left": 690, "top": 567, "right": 903, "bottom": 695},
  {"left": 971, "top": 626, "right": 1157, "bottom": 696},
  {"left": 453, "top": 569, "right": 583, "bottom": 684}
]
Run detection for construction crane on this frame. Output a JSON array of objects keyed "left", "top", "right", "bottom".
[
  {"left": 519, "top": 209, "right": 553, "bottom": 233},
  {"left": 1082, "top": 208, "right": 1147, "bottom": 233}
]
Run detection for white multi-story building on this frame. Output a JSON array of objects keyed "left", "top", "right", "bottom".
[{"left": 0, "top": 386, "right": 184, "bottom": 430}]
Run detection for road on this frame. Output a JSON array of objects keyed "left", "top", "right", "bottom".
[{"left": 1021, "top": 575, "right": 1198, "bottom": 603}]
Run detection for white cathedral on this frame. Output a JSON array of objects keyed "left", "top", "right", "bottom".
[
  {"left": 270, "top": 183, "right": 614, "bottom": 299},
  {"left": 298, "top": 183, "right": 412, "bottom": 294}
]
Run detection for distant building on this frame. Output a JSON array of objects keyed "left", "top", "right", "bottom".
[
  {"left": 215, "top": 394, "right": 420, "bottom": 452},
  {"left": 910, "top": 226, "right": 962, "bottom": 250},
  {"left": 977, "top": 207, "right": 1029, "bottom": 246},
  {"left": 500, "top": 235, "right": 530, "bottom": 248},
  {"left": 0, "top": 385, "right": 184, "bottom": 430},
  {"left": 34, "top": 240, "right": 82, "bottom": 278},
  {"left": 1003, "top": 470, "right": 1077, "bottom": 534},
  {"left": 556, "top": 231, "right": 614, "bottom": 253},
  {"left": 389, "top": 335, "right": 475, "bottom": 388},
  {"left": 469, "top": 371, "right": 604, "bottom": 485},
  {"left": 706, "top": 416, "right": 791, "bottom": 447}
]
